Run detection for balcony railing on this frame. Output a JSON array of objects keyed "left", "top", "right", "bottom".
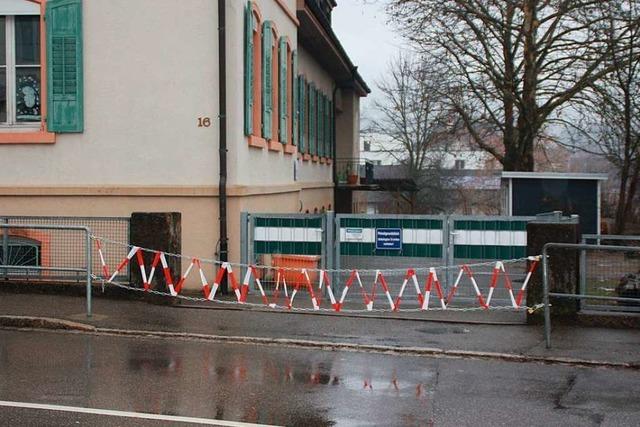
[{"left": 334, "top": 158, "right": 374, "bottom": 186}]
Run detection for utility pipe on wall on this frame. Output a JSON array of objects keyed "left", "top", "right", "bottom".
[{"left": 218, "top": 0, "right": 228, "bottom": 293}]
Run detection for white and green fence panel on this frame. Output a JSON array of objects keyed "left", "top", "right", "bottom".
[
  {"left": 337, "top": 216, "right": 445, "bottom": 258},
  {"left": 252, "top": 216, "right": 325, "bottom": 256},
  {"left": 450, "top": 216, "right": 534, "bottom": 260}
]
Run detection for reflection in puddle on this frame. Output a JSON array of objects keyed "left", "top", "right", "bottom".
[
  {"left": 0, "top": 330, "right": 435, "bottom": 427},
  {"left": 119, "top": 343, "right": 435, "bottom": 425}
]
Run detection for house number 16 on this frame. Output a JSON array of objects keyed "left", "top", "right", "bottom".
[{"left": 198, "top": 117, "right": 212, "bottom": 127}]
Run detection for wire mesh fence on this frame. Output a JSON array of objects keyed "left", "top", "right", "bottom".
[
  {"left": 0, "top": 216, "right": 129, "bottom": 282},
  {"left": 580, "top": 235, "right": 640, "bottom": 312}
]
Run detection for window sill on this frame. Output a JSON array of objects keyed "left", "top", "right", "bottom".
[
  {"left": 248, "top": 135, "right": 267, "bottom": 149},
  {"left": 0, "top": 131, "right": 56, "bottom": 144},
  {"left": 268, "top": 141, "right": 283, "bottom": 152},
  {"left": 284, "top": 144, "right": 296, "bottom": 155}
]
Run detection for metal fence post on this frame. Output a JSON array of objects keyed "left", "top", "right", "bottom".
[
  {"left": 325, "top": 211, "right": 335, "bottom": 274},
  {"left": 240, "top": 211, "right": 249, "bottom": 281},
  {"left": 2, "top": 217, "right": 8, "bottom": 280},
  {"left": 579, "top": 236, "right": 587, "bottom": 300},
  {"left": 445, "top": 215, "right": 454, "bottom": 289},
  {"left": 543, "top": 245, "right": 551, "bottom": 348},
  {"left": 85, "top": 228, "right": 92, "bottom": 318},
  {"left": 334, "top": 214, "right": 342, "bottom": 292}
]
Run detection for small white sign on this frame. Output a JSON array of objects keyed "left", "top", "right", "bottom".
[{"left": 345, "top": 228, "right": 364, "bottom": 241}]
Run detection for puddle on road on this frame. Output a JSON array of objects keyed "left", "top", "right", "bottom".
[
  {"left": 121, "top": 343, "right": 436, "bottom": 425},
  {"left": 0, "top": 330, "right": 435, "bottom": 426}
]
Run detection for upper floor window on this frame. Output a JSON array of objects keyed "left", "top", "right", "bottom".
[
  {"left": 0, "top": 12, "right": 41, "bottom": 126},
  {"left": 0, "top": 0, "right": 84, "bottom": 142}
]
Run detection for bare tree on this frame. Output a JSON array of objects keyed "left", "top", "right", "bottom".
[
  {"left": 561, "top": 3, "right": 640, "bottom": 233},
  {"left": 387, "top": 0, "right": 640, "bottom": 171},
  {"left": 365, "top": 54, "right": 455, "bottom": 213}
]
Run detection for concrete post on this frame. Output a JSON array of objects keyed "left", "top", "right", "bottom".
[
  {"left": 130, "top": 212, "right": 181, "bottom": 304},
  {"left": 526, "top": 221, "right": 580, "bottom": 323}
]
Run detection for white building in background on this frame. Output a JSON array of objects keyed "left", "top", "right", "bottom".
[{"left": 0, "top": 0, "right": 369, "bottom": 288}]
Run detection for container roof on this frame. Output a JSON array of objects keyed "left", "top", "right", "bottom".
[{"left": 501, "top": 172, "right": 608, "bottom": 181}]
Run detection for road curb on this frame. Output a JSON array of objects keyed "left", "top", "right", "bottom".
[
  {"left": 0, "top": 315, "right": 96, "bottom": 332},
  {"left": 1, "top": 316, "right": 637, "bottom": 370},
  {"left": 95, "top": 327, "right": 639, "bottom": 370},
  {"left": 175, "top": 303, "right": 526, "bottom": 326}
]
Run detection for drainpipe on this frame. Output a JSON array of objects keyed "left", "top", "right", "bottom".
[{"left": 218, "top": 0, "right": 229, "bottom": 293}]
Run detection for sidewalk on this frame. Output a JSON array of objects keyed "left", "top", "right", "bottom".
[{"left": 0, "top": 290, "right": 638, "bottom": 367}]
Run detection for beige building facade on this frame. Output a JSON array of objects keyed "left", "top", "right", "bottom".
[{"left": 0, "top": 0, "right": 368, "bottom": 286}]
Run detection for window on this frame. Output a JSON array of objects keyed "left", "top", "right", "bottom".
[
  {"left": 455, "top": 159, "right": 465, "bottom": 170},
  {"left": 0, "top": 0, "right": 84, "bottom": 142},
  {"left": 0, "top": 236, "right": 41, "bottom": 275},
  {"left": 1, "top": 13, "right": 41, "bottom": 126}
]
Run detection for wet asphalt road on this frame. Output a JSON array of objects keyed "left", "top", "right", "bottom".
[{"left": 1, "top": 329, "right": 639, "bottom": 426}]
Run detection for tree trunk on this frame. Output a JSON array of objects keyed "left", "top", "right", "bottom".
[
  {"left": 504, "top": 0, "right": 537, "bottom": 173},
  {"left": 614, "top": 87, "right": 636, "bottom": 235}
]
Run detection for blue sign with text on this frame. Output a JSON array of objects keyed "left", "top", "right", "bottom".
[{"left": 375, "top": 228, "right": 402, "bottom": 250}]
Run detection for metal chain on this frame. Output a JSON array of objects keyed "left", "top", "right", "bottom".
[
  {"left": 93, "top": 275, "right": 544, "bottom": 314},
  {"left": 91, "top": 235, "right": 540, "bottom": 275}
]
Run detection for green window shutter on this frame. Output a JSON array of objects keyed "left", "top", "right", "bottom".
[
  {"left": 318, "top": 93, "right": 324, "bottom": 157},
  {"left": 309, "top": 83, "right": 315, "bottom": 155},
  {"left": 243, "top": 2, "right": 253, "bottom": 135},
  {"left": 46, "top": 0, "right": 83, "bottom": 133},
  {"left": 328, "top": 99, "right": 334, "bottom": 159},
  {"left": 292, "top": 51, "right": 298, "bottom": 146},
  {"left": 278, "top": 38, "right": 287, "bottom": 143},
  {"left": 325, "top": 97, "right": 330, "bottom": 158},
  {"left": 261, "top": 22, "right": 273, "bottom": 140},
  {"left": 298, "top": 76, "right": 305, "bottom": 153}
]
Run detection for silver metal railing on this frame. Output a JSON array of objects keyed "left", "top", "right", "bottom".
[
  {"left": 543, "top": 242, "right": 640, "bottom": 348},
  {"left": 0, "top": 223, "right": 93, "bottom": 317}
]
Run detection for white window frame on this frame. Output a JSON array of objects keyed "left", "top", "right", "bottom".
[{"left": 0, "top": 11, "right": 41, "bottom": 129}]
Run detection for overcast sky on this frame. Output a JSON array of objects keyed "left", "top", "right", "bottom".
[{"left": 332, "top": 1, "right": 405, "bottom": 117}]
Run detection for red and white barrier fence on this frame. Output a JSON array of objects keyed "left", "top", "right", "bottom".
[{"left": 94, "top": 237, "right": 541, "bottom": 312}]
